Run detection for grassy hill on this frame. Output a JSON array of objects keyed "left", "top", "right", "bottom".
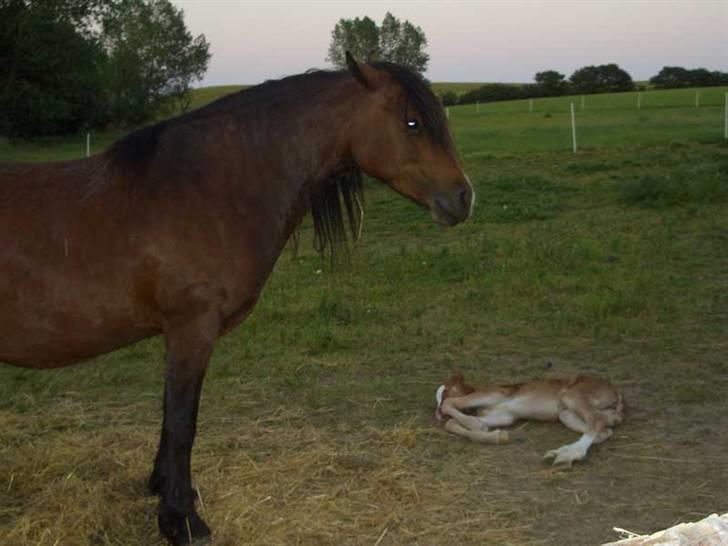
[{"left": 1, "top": 85, "right": 727, "bottom": 545}]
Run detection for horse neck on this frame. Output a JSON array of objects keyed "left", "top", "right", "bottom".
[{"left": 217, "top": 77, "right": 364, "bottom": 234}]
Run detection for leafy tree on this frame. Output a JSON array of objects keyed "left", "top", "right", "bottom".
[
  {"left": 460, "top": 84, "right": 526, "bottom": 104},
  {"left": 0, "top": 0, "right": 109, "bottom": 136},
  {"left": 534, "top": 70, "right": 567, "bottom": 96},
  {"left": 327, "top": 12, "right": 429, "bottom": 76},
  {"left": 0, "top": 0, "right": 209, "bottom": 135},
  {"left": 101, "top": 0, "right": 210, "bottom": 126},
  {"left": 440, "top": 90, "right": 458, "bottom": 107},
  {"left": 649, "top": 66, "right": 692, "bottom": 89},
  {"left": 650, "top": 66, "right": 728, "bottom": 89},
  {"left": 569, "top": 64, "right": 634, "bottom": 94},
  {"left": 326, "top": 16, "right": 380, "bottom": 69},
  {"left": 378, "top": 13, "right": 429, "bottom": 75}
]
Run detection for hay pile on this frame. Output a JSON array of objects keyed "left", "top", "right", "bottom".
[{"left": 1, "top": 401, "right": 529, "bottom": 545}]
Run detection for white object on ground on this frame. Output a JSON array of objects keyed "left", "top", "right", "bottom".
[{"left": 602, "top": 513, "right": 728, "bottom": 546}]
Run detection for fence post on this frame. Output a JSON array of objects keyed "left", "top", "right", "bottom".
[
  {"left": 637, "top": 93, "right": 642, "bottom": 110},
  {"left": 570, "top": 103, "right": 578, "bottom": 153},
  {"left": 529, "top": 98, "right": 533, "bottom": 113},
  {"left": 724, "top": 93, "right": 727, "bottom": 140},
  {"left": 86, "top": 132, "right": 90, "bottom": 158}
]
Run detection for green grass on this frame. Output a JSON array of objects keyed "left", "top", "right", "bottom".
[
  {"left": 188, "top": 85, "right": 245, "bottom": 110},
  {"left": 2, "top": 87, "right": 728, "bottom": 545}
]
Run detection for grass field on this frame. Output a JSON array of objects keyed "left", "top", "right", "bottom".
[{"left": 1, "top": 86, "right": 728, "bottom": 545}]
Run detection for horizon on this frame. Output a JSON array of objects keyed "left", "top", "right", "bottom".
[{"left": 171, "top": 0, "right": 727, "bottom": 87}]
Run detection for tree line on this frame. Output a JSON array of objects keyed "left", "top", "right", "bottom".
[
  {"left": 448, "top": 64, "right": 728, "bottom": 107},
  {"left": 0, "top": 0, "right": 209, "bottom": 137}
]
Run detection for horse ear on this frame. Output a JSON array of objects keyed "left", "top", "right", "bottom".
[{"left": 345, "top": 50, "right": 376, "bottom": 89}]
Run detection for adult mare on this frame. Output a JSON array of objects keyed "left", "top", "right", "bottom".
[{"left": 0, "top": 53, "right": 473, "bottom": 544}]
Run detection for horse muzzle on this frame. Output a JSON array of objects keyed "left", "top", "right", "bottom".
[{"left": 431, "top": 184, "right": 474, "bottom": 227}]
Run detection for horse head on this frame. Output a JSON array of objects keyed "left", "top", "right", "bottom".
[{"left": 344, "top": 53, "right": 474, "bottom": 227}]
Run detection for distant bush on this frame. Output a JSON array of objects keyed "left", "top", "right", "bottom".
[
  {"left": 440, "top": 91, "right": 459, "bottom": 106},
  {"left": 460, "top": 84, "right": 527, "bottom": 105},
  {"left": 649, "top": 66, "right": 728, "bottom": 89}
]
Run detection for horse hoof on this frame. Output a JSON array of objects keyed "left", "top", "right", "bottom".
[{"left": 158, "top": 508, "right": 211, "bottom": 546}]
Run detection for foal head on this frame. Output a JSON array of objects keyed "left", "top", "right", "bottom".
[
  {"left": 435, "top": 371, "right": 476, "bottom": 421},
  {"left": 345, "top": 53, "right": 474, "bottom": 227}
]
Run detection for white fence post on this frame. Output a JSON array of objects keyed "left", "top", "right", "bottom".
[
  {"left": 529, "top": 98, "right": 533, "bottom": 113},
  {"left": 580, "top": 95, "right": 585, "bottom": 111},
  {"left": 724, "top": 93, "right": 727, "bottom": 140},
  {"left": 86, "top": 132, "right": 90, "bottom": 158},
  {"left": 637, "top": 93, "right": 642, "bottom": 110},
  {"left": 695, "top": 90, "right": 700, "bottom": 108},
  {"left": 476, "top": 101, "right": 480, "bottom": 114},
  {"left": 570, "top": 102, "right": 577, "bottom": 153}
]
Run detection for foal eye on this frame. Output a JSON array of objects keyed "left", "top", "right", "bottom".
[{"left": 406, "top": 119, "right": 419, "bottom": 131}]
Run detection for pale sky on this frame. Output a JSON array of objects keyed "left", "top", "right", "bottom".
[{"left": 171, "top": 0, "right": 727, "bottom": 86}]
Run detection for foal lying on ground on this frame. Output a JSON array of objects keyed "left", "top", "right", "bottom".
[{"left": 435, "top": 372, "right": 624, "bottom": 465}]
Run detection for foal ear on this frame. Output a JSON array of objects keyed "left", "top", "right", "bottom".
[{"left": 345, "top": 50, "right": 377, "bottom": 90}]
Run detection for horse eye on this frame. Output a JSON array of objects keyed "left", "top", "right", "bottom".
[{"left": 406, "top": 119, "right": 419, "bottom": 130}]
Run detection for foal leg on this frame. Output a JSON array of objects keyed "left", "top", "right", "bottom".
[
  {"left": 440, "top": 392, "right": 507, "bottom": 432},
  {"left": 558, "top": 410, "right": 612, "bottom": 444},
  {"left": 154, "top": 313, "right": 218, "bottom": 545},
  {"left": 444, "top": 419, "right": 509, "bottom": 444},
  {"left": 544, "top": 396, "right": 607, "bottom": 466}
]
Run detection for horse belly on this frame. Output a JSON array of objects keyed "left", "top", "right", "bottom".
[{"left": 0, "top": 258, "right": 159, "bottom": 368}]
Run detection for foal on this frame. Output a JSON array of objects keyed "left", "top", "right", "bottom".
[{"left": 436, "top": 371, "right": 624, "bottom": 465}]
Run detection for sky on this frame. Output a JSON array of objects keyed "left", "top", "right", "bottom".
[{"left": 171, "top": 0, "right": 727, "bottom": 86}]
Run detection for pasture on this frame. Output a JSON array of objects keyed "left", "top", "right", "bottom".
[{"left": 1, "top": 86, "right": 727, "bottom": 545}]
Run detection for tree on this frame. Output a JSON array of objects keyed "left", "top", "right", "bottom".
[
  {"left": 534, "top": 70, "right": 567, "bottom": 96},
  {"left": 0, "top": 0, "right": 109, "bottom": 136},
  {"left": 378, "top": 13, "right": 429, "bottom": 75},
  {"left": 101, "top": 0, "right": 210, "bottom": 126},
  {"left": 650, "top": 66, "right": 728, "bottom": 89},
  {"left": 649, "top": 66, "right": 692, "bottom": 89},
  {"left": 326, "top": 16, "right": 379, "bottom": 69},
  {"left": 327, "top": 12, "right": 429, "bottom": 76},
  {"left": 569, "top": 64, "right": 634, "bottom": 94}
]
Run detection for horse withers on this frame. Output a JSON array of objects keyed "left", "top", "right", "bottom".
[{"left": 0, "top": 53, "right": 473, "bottom": 544}]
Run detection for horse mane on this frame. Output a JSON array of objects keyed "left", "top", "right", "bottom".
[
  {"left": 308, "top": 169, "right": 364, "bottom": 261},
  {"left": 104, "top": 62, "right": 448, "bottom": 260}
]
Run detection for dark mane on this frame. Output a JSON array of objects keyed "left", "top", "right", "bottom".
[
  {"left": 308, "top": 169, "right": 364, "bottom": 262},
  {"left": 104, "top": 63, "right": 450, "bottom": 260},
  {"left": 104, "top": 70, "right": 349, "bottom": 178}
]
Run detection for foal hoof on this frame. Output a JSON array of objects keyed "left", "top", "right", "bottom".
[{"left": 159, "top": 509, "right": 211, "bottom": 546}]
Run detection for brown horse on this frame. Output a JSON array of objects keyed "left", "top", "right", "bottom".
[{"left": 0, "top": 53, "right": 473, "bottom": 544}]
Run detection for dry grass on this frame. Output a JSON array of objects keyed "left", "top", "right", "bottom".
[
  {"left": 3, "top": 383, "right": 726, "bottom": 546},
  {"left": 1, "top": 400, "right": 534, "bottom": 546}
]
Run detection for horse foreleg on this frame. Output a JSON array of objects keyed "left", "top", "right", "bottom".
[
  {"left": 149, "top": 387, "right": 169, "bottom": 496},
  {"left": 155, "top": 313, "right": 218, "bottom": 546}
]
